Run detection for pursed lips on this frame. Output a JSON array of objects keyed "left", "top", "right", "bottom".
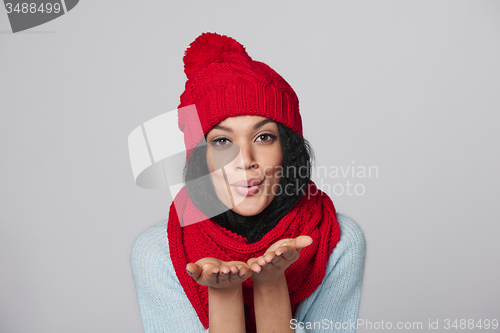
[
  {"left": 230, "top": 179, "right": 263, "bottom": 187},
  {"left": 230, "top": 179, "right": 263, "bottom": 196}
]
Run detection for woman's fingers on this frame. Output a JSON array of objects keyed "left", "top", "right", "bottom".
[
  {"left": 228, "top": 264, "right": 251, "bottom": 281},
  {"left": 238, "top": 265, "right": 252, "bottom": 278},
  {"left": 263, "top": 251, "right": 276, "bottom": 263},
  {"left": 242, "top": 237, "right": 315, "bottom": 282},
  {"left": 275, "top": 244, "right": 297, "bottom": 261},
  {"left": 251, "top": 262, "right": 263, "bottom": 273},
  {"left": 187, "top": 259, "right": 252, "bottom": 287},
  {"left": 228, "top": 265, "right": 239, "bottom": 282},
  {"left": 218, "top": 265, "right": 231, "bottom": 283},
  {"left": 248, "top": 253, "right": 282, "bottom": 273},
  {"left": 186, "top": 263, "right": 202, "bottom": 280},
  {"left": 273, "top": 236, "right": 312, "bottom": 260},
  {"left": 203, "top": 265, "right": 220, "bottom": 286},
  {"left": 257, "top": 255, "right": 269, "bottom": 267},
  {"left": 187, "top": 262, "right": 221, "bottom": 285},
  {"left": 291, "top": 235, "right": 314, "bottom": 251},
  {"left": 247, "top": 258, "right": 263, "bottom": 273}
]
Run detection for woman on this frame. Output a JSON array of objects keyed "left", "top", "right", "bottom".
[{"left": 131, "top": 32, "right": 366, "bottom": 333}]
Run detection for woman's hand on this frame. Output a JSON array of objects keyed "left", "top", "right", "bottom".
[
  {"left": 247, "top": 235, "right": 313, "bottom": 283},
  {"left": 187, "top": 259, "right": 251, "bottom": 333},
  {"left": 186, "top": 258, "right": 252, "bottom": 290}
]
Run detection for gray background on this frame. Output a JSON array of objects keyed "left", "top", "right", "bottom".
[{"left": 1, "top": 1, "right": 499, "bottom": 332}]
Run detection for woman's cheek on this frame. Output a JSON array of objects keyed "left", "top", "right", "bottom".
[
  {"left": 210, "top": 170, "right": 231, "bottom": 207},
  {"left": 265, "top": 164, "right": 282, "bottom": 179}
]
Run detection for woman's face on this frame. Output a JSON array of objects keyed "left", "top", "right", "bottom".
[{"left": 205, "top": 115, "right": 282, "bottom": 216}]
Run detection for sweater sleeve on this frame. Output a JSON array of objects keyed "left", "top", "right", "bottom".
[
  {"left": 130, "top": 220, "right": 209, "bottom": 333},
  {"left": 292, "top": 213, "right": 367, "bottom": 333}
]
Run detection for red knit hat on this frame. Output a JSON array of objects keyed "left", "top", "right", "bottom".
[{"left": 178, "top": 32, "right": 303, "bottom": 161}]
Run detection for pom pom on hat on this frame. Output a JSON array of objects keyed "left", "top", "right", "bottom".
[
  {"left": 178, "top": 32, "right": 303, "bottom": 162},
  {"left": 183, "top": 32, "right": 249, "bottom": 79}
]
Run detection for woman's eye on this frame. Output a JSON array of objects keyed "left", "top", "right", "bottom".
[
  {"left": 210, "top": 138, "right": 232, "bottom": 148},
  {"left": 256, "top": 133, "right": 276, "bottom": 142}
]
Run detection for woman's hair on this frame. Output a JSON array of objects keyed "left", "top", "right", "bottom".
[{"left": 183, "top": 121, "right": 314, "bottom": 243}]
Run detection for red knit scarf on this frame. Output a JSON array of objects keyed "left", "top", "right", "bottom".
[{"left": 167, "top": 181, "right": 340, "bottom": 332}]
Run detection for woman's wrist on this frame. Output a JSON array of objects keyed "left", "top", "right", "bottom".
[
  {"left": 253, "top": 272, "right": 287, "bottom": 293},
  {"left": 208, "top": 283, "right": 242, "bottom": 296},
  {"left": 253, "top": 273, "right": 294, "bottom": 333},
  {"left": 208, "top": 284, "right": 246, "bottom": 333},
  {"left": 252, "top": 268, "right": 287, "bottom": 285}
]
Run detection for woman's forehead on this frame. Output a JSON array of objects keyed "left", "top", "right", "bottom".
[{"left": 211, "top": 116, "right": 276, "bottom": 132}]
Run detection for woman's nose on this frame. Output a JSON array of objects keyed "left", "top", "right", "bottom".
[{"left": 236, "top": 143, "right": 258, "bottom": 170}]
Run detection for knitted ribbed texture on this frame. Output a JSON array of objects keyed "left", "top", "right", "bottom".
[
  {"left": 166, "top": 181, "right": 340, "bottom": 333},
  {"left": 177, "top": 32, "right": 302, "bottom": 162},
  {"left": 131, "top": 213, "right": 366, "bottom": 333}
]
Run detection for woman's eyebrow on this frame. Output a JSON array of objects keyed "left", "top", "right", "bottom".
[
  {"left": 212, "top": 119, "right": 274, "bottom": 132},
  {"left": 253, "top": 118, "right": 274, "bottom": 130},
  {"left": 212, "top": 124, "right": 232, "bottom": 132}
]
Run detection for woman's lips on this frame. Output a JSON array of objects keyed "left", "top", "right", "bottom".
[{"left": 230, "top": 179, "right": 263, "bottom": 196}]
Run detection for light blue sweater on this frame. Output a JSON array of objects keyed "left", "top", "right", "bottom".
[{"left": 131, "top": 213, "right": 366, "bottom": 332}]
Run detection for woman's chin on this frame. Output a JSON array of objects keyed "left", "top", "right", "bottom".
[{"left": 231, "top": 199, "right": 268, "bottom": 217}]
